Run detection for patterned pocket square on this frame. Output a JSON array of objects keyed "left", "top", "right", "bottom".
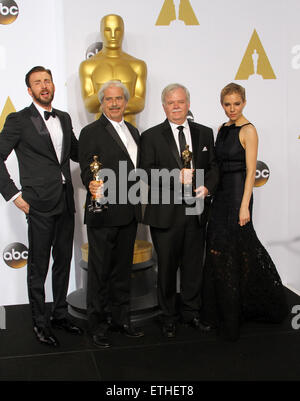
[{"left": 202, "top": 146, "right": 208, "bottom": 151}]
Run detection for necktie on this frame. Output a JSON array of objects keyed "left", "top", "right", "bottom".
[
  {"left": 44, "top": 110, "right": 56, "bottom": 120},
  {"left": 177, "top": 125, "right": 190, "bottom": 166},
  {"left": 118, "top": 121, "right": 128, "bottom": 145}
]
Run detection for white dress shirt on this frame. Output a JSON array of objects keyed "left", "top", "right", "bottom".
[{"left": 105, "top": 114, "right": 138, "bottom": 169}]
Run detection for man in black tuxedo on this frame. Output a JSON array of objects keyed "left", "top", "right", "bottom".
[
  {"left": 78, "top": 80, "right": 144, "bottom": 348},
  {"left": 140, "top": 83, "right": 219, "bottom": 338},
  {"left": 0, "top": 66, "right": 82, "bottom": 346}
]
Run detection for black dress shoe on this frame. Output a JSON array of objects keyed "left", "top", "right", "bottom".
[
  {"left": 33, "top": 326, "right": 59, "bottom": 347},
  {"left": 51, "top": 317, "right": 83, "bottom": 335},
  {"left": 186, "top": 317, "right": 212, "bottom": 332},
  {"left": 162, "top": 323, "right": 176, "bottom": 338},
  {"left": 92, "top": 333, "right": 111, "bottom": 348},
  {"left": 111, "top": 323, "right": 144, "bottom": 338}
]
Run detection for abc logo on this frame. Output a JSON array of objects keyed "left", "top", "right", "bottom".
[
  {"left": 3, "top": 242, "right": 28, "bottom": 269},
  {"left": 0, "top": 0, "right": 19, "bottom": 25},
  {"left": 255, "top": 160, "right": 270, "bottom": 187},
  {"left": 86, "top": 42, "right": 103, "bottom": 59}
]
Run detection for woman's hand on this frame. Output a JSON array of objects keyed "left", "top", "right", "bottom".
[{"left": 239, "top": 205, "right": 250, "bottom": 226}]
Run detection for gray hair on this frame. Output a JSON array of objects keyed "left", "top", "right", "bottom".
[
  {"left": 161, "top": 83, "right": 190, "bottom": 105},
  {"left": 98, "top": 80, "right": 130, "bottom": 103}
]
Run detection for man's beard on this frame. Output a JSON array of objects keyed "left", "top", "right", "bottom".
[{"left": 32, "top": 91, "right": 54, "bottom": 107}]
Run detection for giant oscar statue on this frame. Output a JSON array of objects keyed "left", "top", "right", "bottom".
[
  {"left": 68, "top": 15, "right": 157, "bottom": 322},
  {"left": 79, "top": 14, "right": 147, "bottom": 126}
]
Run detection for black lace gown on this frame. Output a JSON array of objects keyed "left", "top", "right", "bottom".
[{"left": 202, "top": 123, "right": 288, "bottom": 340}]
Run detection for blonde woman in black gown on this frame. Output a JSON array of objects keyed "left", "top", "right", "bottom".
[{"left": 202, "top": 83, "right": 288, "bottom": 341}]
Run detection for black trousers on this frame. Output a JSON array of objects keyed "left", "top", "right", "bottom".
[
  {"left": 86, "top": 219, "right": 137, "bottom": 334},
  {"left": 150, "top": 208, "right": 205, "bottom": 324},
  {"left": 26, "top": 189, "right": 74, "bottom": 328}
]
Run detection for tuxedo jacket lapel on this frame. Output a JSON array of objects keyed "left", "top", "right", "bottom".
[
  {"left": 102, "top": 115, "right": 129, "bottom": 156},
  {"left": 125, "top": 121, "right": 140, "bottom": 167},
  {"left": 101, "top": 114, "right": 137, "bottom": 169},
  {"left": 189, "top": 121, "right": 199, "bottom": 168},
  {"left": 29, "top": 103, "right": 49, "bottom": 138},
  {"left": 125, "top": 121, "right": 139, "bottom": 146},
  {"left": 162, "top": 119, "right": 183, "bottom": 169},
  {"left": 29, "top": 104, "right": 58, "bottom": 162}
]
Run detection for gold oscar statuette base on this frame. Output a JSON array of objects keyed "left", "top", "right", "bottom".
[{"left": 67, "top": 239, "right": 158, "bottom": 321}]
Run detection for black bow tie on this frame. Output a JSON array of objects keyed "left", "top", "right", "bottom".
[{"left": 44, "top": 110, "right": 56, "bottom": 120}]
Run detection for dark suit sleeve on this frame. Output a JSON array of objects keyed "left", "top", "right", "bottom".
[
  {"left": 0, "top": 112, "right": 21, "bottom": 201},
  {"left": 78, "top": 127, "right": 94, "bottom": 192},
  {"left": 140, "top": 131, "right": 156, "bottom": 178},
  {"left": 140, "top": 130, "right": 180, "bottom": 191},
  {"left": 204, "top": 129, "right": 219, "bottom": 195},
  {"left": 140, "top": 130, "right": 161, "bottom": 188},
  {"left": 65, "top": 113, "right": 78, "bottom": 162}
]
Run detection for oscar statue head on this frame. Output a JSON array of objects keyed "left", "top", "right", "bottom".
[{"left": 101, "top": 14, "right": 124, "bottom": 50}]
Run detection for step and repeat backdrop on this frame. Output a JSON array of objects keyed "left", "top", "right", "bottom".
[{"left": 0, "top": 0, "right": 299, "bottom": 305}]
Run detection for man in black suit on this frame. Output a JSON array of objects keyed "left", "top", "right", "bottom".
[
  {"left": 140, "top": 83, "right": 219, "bottom": 338},
  {"left": 78, "top": 80, "right": 144, "bottom": 348},
  {"left": 0, "top": 66, "right": 82, "bottom": 346}
]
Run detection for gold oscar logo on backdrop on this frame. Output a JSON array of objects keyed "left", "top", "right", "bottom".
[
  {"left": 156, "top": 0, "right": 199, "bottom": 26},
  {"left": 255, "top": 161, "right": 270, "bottom": 187},
  {"left": 0, "top": 0, "right": 19, "bottom": 25},
  {"left": 235, "top": 29, "right": 276, "bottom": 80},
  {"left": 0, "top": 96, "right": 16, "bottom": 131},
  {"left": 3, "top": 243, "right": 28, "bottom": 269}
]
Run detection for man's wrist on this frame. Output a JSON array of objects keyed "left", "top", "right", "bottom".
[{"left": 9, "top": 191, "right": 21, "bottom": 203}]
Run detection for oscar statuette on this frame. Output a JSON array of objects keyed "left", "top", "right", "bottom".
[
  {"left": 181, "top": 144, "right": 195, "bottom": 202},
  {"left": 88, "top": 155, "right": 108, "bottom": 213}
]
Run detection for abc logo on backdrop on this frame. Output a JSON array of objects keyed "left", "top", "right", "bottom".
[
  {"left": 0, "top": 0, "right": 19, "bottom": 25},
  {"left": 255, "top": 161, "right": 270, "bottom": 187},
  {"left": 86, "top": 42, "right": 103, "bottom": 59},
  {"left": 3, "top": 242, "right": 28, "bottom": 268}
]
